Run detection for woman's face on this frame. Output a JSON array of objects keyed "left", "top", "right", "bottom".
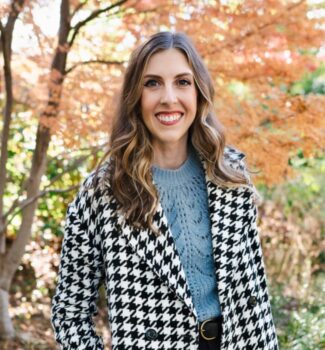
[{"left": 140, "top": 48, "right": 197, "bottom": 152}]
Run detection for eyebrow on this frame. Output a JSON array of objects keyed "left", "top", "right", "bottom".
[{"left": 143, "top": 72, "right": 193, "bottom": 79}]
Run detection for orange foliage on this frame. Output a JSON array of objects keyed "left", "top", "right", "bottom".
[
  {"left": 168, "top": 0, "right": 325, "bottom": 184},
  {"left": 7, "top": 0, "right": 325, "bottom": 185}
]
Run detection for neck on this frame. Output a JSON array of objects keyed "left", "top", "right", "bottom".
[{"left": 152, "top": 141, "right": 189, "bottom": 169}]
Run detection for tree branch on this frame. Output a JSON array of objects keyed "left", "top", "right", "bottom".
[
  {"left": 206, "top": 0, "right": 305, "bottom": 56},
  {"left": 0, "top": 0, "right": 26, "bottom": 254},
  {"left": 71, "top": 1, "right": 88, "bottom": 20},
  {"left": 4, "top": 184, "right": 80, "bottom": 229},
  {"left": 3, "top": 143, "right": 105, "bottom": 229},
  {"left": 65, "top": 58, "right": 125, "bottom": 75},
  {"left": 68, "top": 0, "right": 128, "bottom": 47}
]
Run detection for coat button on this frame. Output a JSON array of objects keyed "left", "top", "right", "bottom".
[
  {"left": 248, "top": 295, "right": 258, "bottom": 307},
  {"left": 145, "top": 328, "right": 158, "bottom": 340}
]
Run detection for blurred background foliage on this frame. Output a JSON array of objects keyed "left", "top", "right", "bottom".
[
  {"left": 290, "top": 64, "right": 325, "bottom": 95},
  {"left": 259, "top": 150, "right": 325, "bottom": 349}
]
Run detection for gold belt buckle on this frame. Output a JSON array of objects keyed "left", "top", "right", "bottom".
[{"left": 200, "top": 318, "right": 217, "bottom": 340}]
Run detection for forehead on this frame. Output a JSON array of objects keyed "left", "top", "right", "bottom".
[{"left": 144, "top": 48, "right": 193, "bottom": 76}]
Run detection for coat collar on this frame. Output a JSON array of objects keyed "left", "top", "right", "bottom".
[{"left": 116, "top": 146, "right": 248, "bottom": 318}]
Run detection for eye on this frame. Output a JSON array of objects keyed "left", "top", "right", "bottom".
[
  {"left": 178, "top": 79, "right": 191, "bottom": 86},
  {"left": 144, "top": 79, "right": 159, "bottom": 87}
]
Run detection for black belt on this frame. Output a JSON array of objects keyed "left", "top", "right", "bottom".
[{"left": 199, "top": 316, "right": 222, "bottom": 341}]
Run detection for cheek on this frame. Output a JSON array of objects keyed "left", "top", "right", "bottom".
[
  {"left": 185, "top": 85, "right": 197, "bottom": 104},
  {"left": 188, "top": 91, "right": 198, "bottom": 113},
  {"left": 140, "top": 95, "right": 155, "bottom": 128},
  {"left": 140, "top": 92, "right": 154, "bottom": 114},
  {"left": 140, "top": 94, "right": 146, "bottom": 112}
]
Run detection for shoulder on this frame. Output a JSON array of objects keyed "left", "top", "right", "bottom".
[
  {"left": 224, "top": 145, "right": 247, "bottom": 173},
  {"left": 72, "top": 160, "right": 112, "bottom": 211},
  {"left": 224, "top": 145, "right": 246, "bottom": 162},
  {"left": 83, "top": 160, "right": 112, "bottom": 189},
  {"left": 195, "top": 144, "right": 247, "bottom": 177},
  {"left": 224, "top": 145, "right": 263, "bottom": 205}
]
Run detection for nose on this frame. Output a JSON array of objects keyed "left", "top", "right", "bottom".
[{"left": 160, "top": 85, "right": 177, "bottom": 105}]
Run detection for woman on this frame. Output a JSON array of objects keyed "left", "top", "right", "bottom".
[{"left": 52, "top": 31, "right": 279, "bottom": 350}]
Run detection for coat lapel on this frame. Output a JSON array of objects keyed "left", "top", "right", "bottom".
[
  {"left": 117, "top": 200, "right": 196, "bottom": 317},
  {"left": 205, "top": 180, "right": 252, "bottom": 291},
  {"left": 200, "top": 149, "right": 253, "bottom": 303},
  {"left": 117, "top": 146, "right": 249, "bottom": 318}
]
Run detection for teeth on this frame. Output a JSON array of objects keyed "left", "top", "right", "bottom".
[{"left": 156, "top": 113, "right": 182, "bottom": 122}]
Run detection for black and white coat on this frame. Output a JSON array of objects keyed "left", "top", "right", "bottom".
[{"left": 51, "top": 147, "right": 279, "bottom": 350}]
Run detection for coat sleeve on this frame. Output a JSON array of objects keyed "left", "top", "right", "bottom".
[
  {"left": 237, "top": 156, "right": 271, "bottom": 291},
  {"left": 51, "top": 182, "right": 105, "bottom": 350},
  {"left": 248, "top": 204, "right": 270, "bottom": 290},
  {"left": 240, "top": 158, "right": 280, "bottom": 347},
  {"left": 226, "top": 149, "right": 279, "bottom": 346}
]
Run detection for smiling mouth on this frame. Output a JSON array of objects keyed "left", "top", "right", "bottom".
[{"left": 155, "top": 113, "right": 183, "bottom": 123}]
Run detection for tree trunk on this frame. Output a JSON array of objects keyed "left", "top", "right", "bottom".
[
  {"left": 0, "top": 288, "right": 14, "bottom": 339},
  {"left": 0, "top": 0, "right": 70, "bottom": 339},
  {"left": 0, "top": 0, "right": 27, "bottom": 337},
  {"left": 0, "top": 0, "right": 26, "bottom": 253}
]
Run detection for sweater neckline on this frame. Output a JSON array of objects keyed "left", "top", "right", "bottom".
[{"left": 151, "top": 146, "right": 203, "bottom": 187}]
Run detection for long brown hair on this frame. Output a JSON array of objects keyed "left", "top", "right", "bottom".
[{"left": 96, "top": 31, "right": 253, "bottom": 234}]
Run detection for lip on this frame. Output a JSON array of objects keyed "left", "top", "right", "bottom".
[
  {"left": 154, "top": 110, "right": 184, "bottom": 116},
  {"left": 155, "top": 111, "right": 183, "bottom": 126}
]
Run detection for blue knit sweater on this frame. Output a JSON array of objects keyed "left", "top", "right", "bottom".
[{"left": 151, "top": 147, "right": 222, "bottom": 321}]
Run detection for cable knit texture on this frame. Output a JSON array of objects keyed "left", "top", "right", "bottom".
[{"left": 152, "top": 146, "right": 221, "bottom": 321}]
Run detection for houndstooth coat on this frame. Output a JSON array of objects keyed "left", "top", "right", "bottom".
[{"left": 51, "top": 146, "right": 279, "bottom": 350}]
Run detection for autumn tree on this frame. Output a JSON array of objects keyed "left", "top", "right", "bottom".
[
  {"left": 172, "top": 0, "right": 325, "bottom": 183},
  {"left": 50, "top": 0, "right": 325, "bottom": 183},
  {"left": 0, "top": 0, "right": 26, "bottom": 339},
  {"left": 0, "top": 0, "right": 130, "bottom": 339}
]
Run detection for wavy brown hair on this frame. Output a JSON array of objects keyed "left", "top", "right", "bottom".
[{"left": 96, "top": 31, "right": 255, "bottom": 234}]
